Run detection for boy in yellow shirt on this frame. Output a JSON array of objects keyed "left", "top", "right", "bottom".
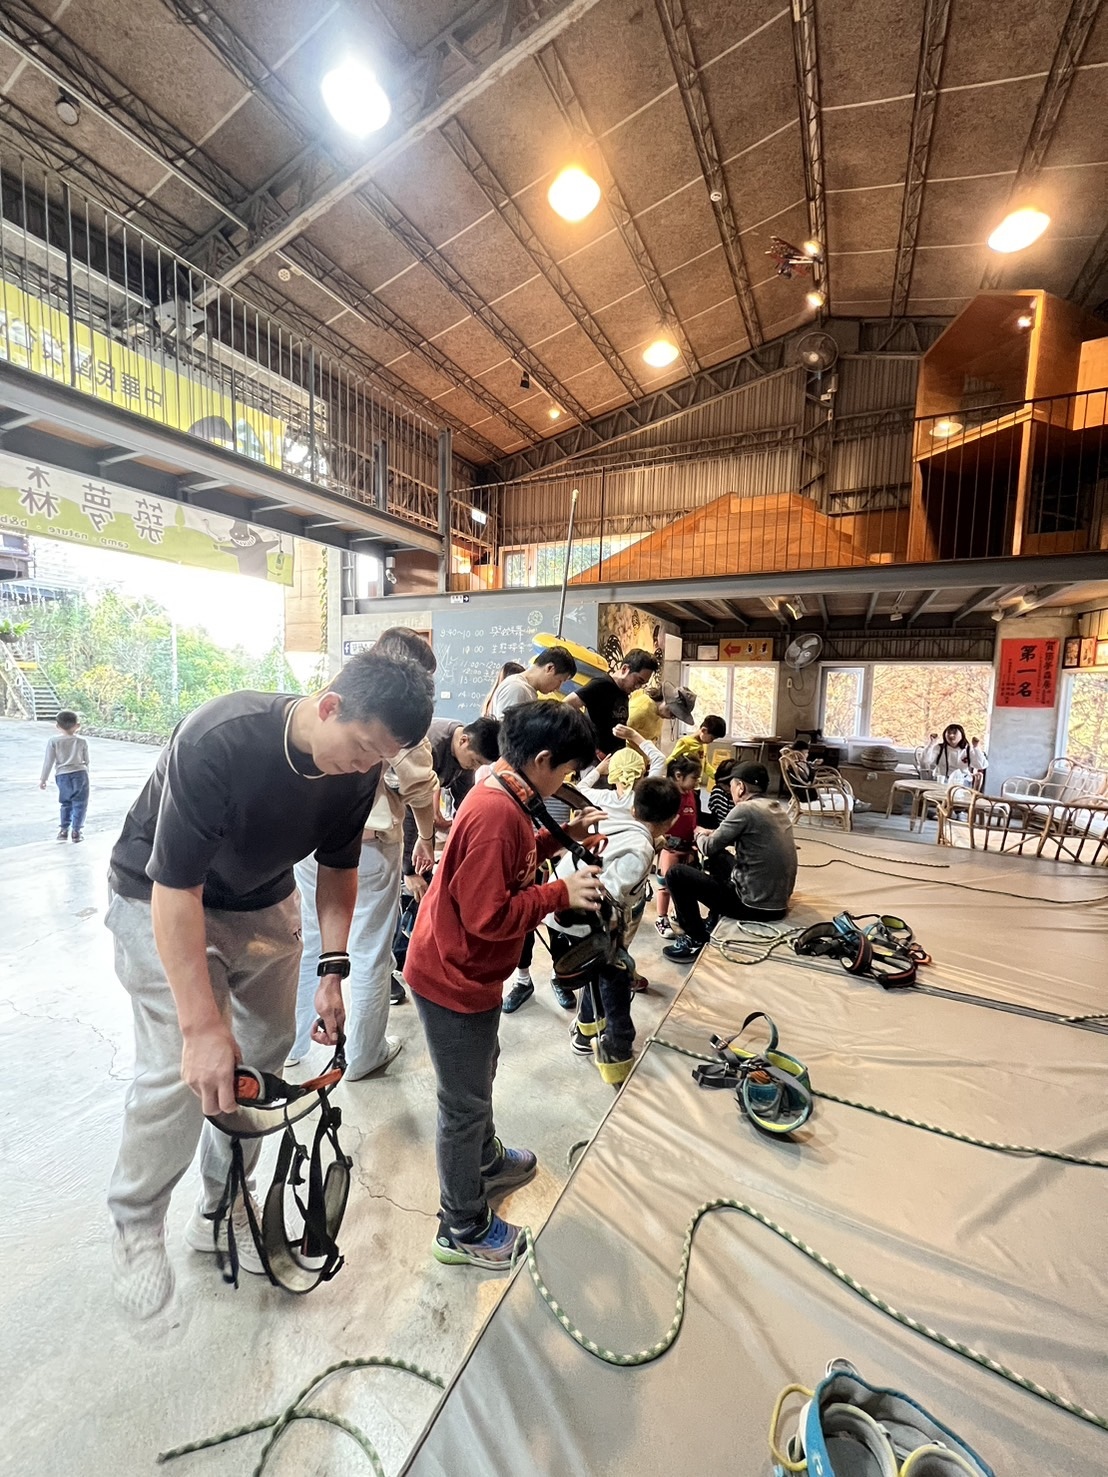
[{"left": 667, "top": 714, "right": 727, "bottom": 789}]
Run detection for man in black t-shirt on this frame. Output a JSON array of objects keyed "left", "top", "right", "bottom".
[
  {"left": 565, "top": 648, "right": 659, "bottom": 758},
  {"left": 106, "top": 651, "right": 433, "bottom": 1321}
]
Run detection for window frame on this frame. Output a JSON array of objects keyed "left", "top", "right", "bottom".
[
  {"left": 681, "top": 660, "right": 779, "bottom": 738},
  {"left": 819, "top": 659, "right": 996, "bottom": 743}
]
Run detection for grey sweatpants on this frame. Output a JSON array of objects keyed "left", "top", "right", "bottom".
[
  {"left": 413, "top": 991, "right": 501, "bottom": 1233},
  {"left": 106, "top": 890, "right": 301, "bottom": 1232}
]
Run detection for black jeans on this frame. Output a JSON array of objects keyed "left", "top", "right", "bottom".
[
  {"left": 666, "top": 863, "right": 785, "bottom": 944},
  {"left": 548, "top": 931, "right": 634, "bottom": 1063},
  {"left": 413, "top": 992, "right": 502, "bottom": 1234}
]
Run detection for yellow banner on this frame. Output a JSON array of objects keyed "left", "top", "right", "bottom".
[{"left": 0, "top": 277, "right": 285, "bottom": 467}]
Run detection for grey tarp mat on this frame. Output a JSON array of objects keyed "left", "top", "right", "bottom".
[{"left": 402, "top": 837, "right": 1108, "bottom": 1476}]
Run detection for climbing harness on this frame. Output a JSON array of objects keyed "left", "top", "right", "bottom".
[
  {"left": 793, "top": 912, "right": 923, "bottom": 987},
  {"left": 769, "top": 1359, "right": 993, "bottom": 1475},
  {"left": 690, "top": 1011, "right": 813, "bottom": 1136},
  {"left": 653, "top": 1033, "right": 1108, "bottom": 1169},
  {"left": 205, "top": 1035, "right": 351, "bottom": 1294}
]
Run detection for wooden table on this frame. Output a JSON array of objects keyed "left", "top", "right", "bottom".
[{"left": 885, "top": 776, "right": 950, "bottom": 832}]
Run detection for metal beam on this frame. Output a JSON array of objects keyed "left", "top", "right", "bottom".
[
  {"left": 439, "top": 117, "right": 643, "bottom": 400},
  {"left": 890, "top": 0, "right": 952, "bottom": 317},
  {"left": 1072, "top": 217, "right": 1108, "bottom": 306},
  {"left": 208, "top": 0, "right": 605, "bottom": 288},
  {"left": 980, "top": 0, "right": 1101, "bottom": 290},
  {"left": 813, "top": 592, "right": 829, "bottom": 627},
  {"left": 864, "top": 590, "right": 881, "bottom": 625},
  {"left": 950, "top": 586, "right": 1005, "bottom": 624},
  {"left": 534, "top": 44, "right": 700, "bottom": 371},
  {"left": 652, "top": 0, "right": 763, "bottom": 346},
  {"left": 697, "top": 599, "right": 740, "bottom": 623},
  {"left": 485, "top": 317, "right": 941, "bottom": 480},
  {"left": 723, "top": 600, "right": 750, "bottom": 630},
  {"left": 660, "top": 601, "right": 713, "bottom": 625},
  {"left": 790, "top": 0, "right": 830, "bottom": 309},
  {"left": 905, "top": 588, "right": 940, "bottom": 624}
]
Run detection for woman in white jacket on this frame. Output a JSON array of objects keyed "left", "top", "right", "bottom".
[{"left": 923, "top": 723, "right": 987, "bottom": 783}]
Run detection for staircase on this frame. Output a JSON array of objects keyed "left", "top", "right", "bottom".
[
  {"left": 19, "top": 659, "right": 63, "bottom": 720},
  {"left": 0, "top": 643, "right": 61, "bottom": 720}
]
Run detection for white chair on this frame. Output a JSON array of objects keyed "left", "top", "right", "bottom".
[{"left": 779, "top": 751, "right": 855, "bottom": 832}]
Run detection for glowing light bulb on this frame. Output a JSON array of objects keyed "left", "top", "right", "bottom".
[
  {"left": 322, "top": 58, "right": 391, "bottom": 137},
  {"left": 931, "top": 418, "right": 962, "bottom": 439},
  {"left": 806, "top": 289, "right": 825, "bottom": 311},
  {"left": 643, "top": 338, "right": 679, "bottom": 368},
  {"left": 547, "top": 167, "right": 601, "bottom": 223},
  {"left": 987, "top": 208, "right": 1049, "bottom": 254}
]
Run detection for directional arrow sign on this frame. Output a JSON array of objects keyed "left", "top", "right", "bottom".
[{"left": 721, "top": 640, "right": 747, "bottom": 659}]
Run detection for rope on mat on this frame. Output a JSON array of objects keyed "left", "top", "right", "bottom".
[
  {"left": 650, "top": 1036, "right": 1108, "bottom": 1169},
  {"left": 518, "top": 1199, "right": 1108, "bottom": 1432},
  {"left": 799, "top": 837, "right": 952, "bottom": 868},
  {"left": 797, "top": 841, "right": 1108, "bottom": 904},
  {"left": 157, "top": 1357, "right": 445, "bottom": 1474}
]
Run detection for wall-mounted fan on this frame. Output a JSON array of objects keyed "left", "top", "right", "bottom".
[
  {"left": 784, "top": 632, "right": 824, "bottom": 669},
  {"left": 793, "top": 331, "right": 839, "bottom": 374}
]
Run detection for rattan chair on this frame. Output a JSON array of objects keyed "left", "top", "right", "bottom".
[{"left": 779, "top": 750, "right": 855, "bottom": 832}]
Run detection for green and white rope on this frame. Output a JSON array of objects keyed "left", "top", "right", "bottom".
[
  {"left": 652, "top": 1035, "right": 1108, "bottom": 1170},
  {"left": 516, "top": 1199, "right": 1108, "bottom": 1431},
  {"left": 156, "top": 1356, "right": 445, "bottom": 1474}
]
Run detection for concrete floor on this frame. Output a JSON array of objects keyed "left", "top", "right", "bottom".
[{"left": 0, "top": 718, "right": 693, "bottom": 1477}]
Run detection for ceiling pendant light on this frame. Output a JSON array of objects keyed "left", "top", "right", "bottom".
[
  {"left": 643, "top": 336, "right": 680, "bottom": 368},
  {"left": 805, "top": 288, "right": 825, "bottom": 311},
  {"left": 548, "top": 166, "right": 601, "bottom": 223},
  {"left": 987, "top": 207, "right": 1049, "bottom": 254},
  {"left": 322, "top": 58, "right": 391, "bottom": 137},
  {"left": 930, "top": 418, "right": 962, "bottom": 439}
]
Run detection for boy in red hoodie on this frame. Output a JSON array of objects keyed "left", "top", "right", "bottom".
[{"left": 405, "top": 701, "right": 603, "bottom": 1269}]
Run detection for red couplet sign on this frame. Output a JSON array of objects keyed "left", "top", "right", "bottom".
[{"left": 997, "top": 637, "right": 1060, "bottom": 708}]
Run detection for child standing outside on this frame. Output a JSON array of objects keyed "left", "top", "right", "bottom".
[
  {"left": 40, "top": 710, "right": 90, "bottom": 842},
  {"left": 405, "top": 701, "right": 603, "bottom": 1270},
  {"left": 654, "top": 754, "right": 703, "bottom": 939},
  {"left": 547, "top": 775, "right": 680, "bottom": 1086}
]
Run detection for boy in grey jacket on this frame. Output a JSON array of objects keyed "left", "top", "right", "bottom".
[
  {"left": 662, "top": 762, "right": 796, "bottom": 963},
  {"left": 39, "top": 710, "right": 90, "bottom": 842}
]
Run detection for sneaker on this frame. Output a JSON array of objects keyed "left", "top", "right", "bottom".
[
  {"left": 663, "top": 936, "right": 704, "bottom": 963},
  {"left": 433, "top": 1210, "right": 522, "bottom": 1270},
  {"left": 56, "top": 828, "right": 69, "bottom": 842},
  {"left": 346, "top": 1036, "right": 404, "bottom": 1080},
  {"left": 111, "top": 1222, "right": 175, "bottom": 1319},
  {"left": 184, "top": 1196, "right": 265, "bottom": 1277},
  {"left": 71, "top": 830, "right": 83, "bottom": 843},
  {"left": 390, "top": 970, "right": 408, "bottom": 1005},
  {"left": 655, "top": 916, "right": 673, "bottom": 938},
  {"left": 569, "top": 1021, "right": 594, "bottom": 1056},
  {"left": 481, "top": 1137, "right": 537, "bottom": 1198},
  {"left": 502, "top": 978, "right": 534, "bottom": 1013},
  {"left": 551, "top": 978, "right": 576, "bottom": 1011}
]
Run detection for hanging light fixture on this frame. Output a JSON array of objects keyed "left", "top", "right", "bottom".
[
  {"left": 548, "top": 166, "right": 601, "bottom": 222},
  {"left": 548, "top": 406, "right": 562, "bottom": 420},
  {"left": 987, "top": 208, "right": 1049, "bottom": 254},
  {"left": 930, "top": 418, "right": 962, "bottom": 439},
  {"left": 643, "top": 336, "right": 680, "bottom": 368},
  {"left": 805, "top": 288, "right": 825, "bottom": 311},
  {"left": 322, "top": 58, "right": 391, "bottom": 137}
]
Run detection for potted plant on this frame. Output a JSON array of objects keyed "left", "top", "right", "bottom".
[{"left": 0, "top": 618, "right": 31, "bottom": 645}]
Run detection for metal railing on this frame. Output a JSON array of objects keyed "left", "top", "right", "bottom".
[
  {"left": 0, "top": 638, "right": 34, "bottom": 717},
  {"left": 455, "top": 383, "right": 1108, "bottom": 591},
  {"left": 0, "top": 154, "right": 452, "bottom": 535}
]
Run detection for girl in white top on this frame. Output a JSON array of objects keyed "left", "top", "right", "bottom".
[{"left": 924, "top": 723, "right": 987, "bottom": 781}]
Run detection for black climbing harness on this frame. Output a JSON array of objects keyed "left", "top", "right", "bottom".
[
  {"left": 206, "top": 1035, "right": 351, "bottom": 1294},
  {"left": 690, "top": 1011, "right": 813, "bottom": 1136}
]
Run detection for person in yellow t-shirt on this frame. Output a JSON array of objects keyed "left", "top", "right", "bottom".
[
  {"left": 628, "top": 683, "right": 697, "bottom": 744},
  {"left": 667, "top": 714, "right": 727, "bottom": 790}
]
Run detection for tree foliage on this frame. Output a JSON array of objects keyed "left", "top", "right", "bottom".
[{"left": 31, "top": 590, "right": 302, "bottom": 736}]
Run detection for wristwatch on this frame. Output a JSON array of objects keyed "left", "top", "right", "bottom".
[{"left": 317, "top": 951, "right": 351, "bottom": 980}]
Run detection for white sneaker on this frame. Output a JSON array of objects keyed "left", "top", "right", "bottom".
[
  {"left": 111, "top": 1222, "right": 175, "bottom": 1319},
  {"left": 346, "top": 1036, "right": 404, "bottom": 1081},
  {"left": 184, "top": 1195, "right": 266, "bottom": 1277},
  {"left": 655, "top": 916, "right": 674, "bottom": 938}
]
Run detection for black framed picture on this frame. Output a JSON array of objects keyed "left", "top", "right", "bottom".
[{"left": 1063, "top": 636, "right": 1081, "bottom": 668}]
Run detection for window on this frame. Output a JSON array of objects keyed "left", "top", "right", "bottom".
[
  {"left": 822, "top": 667, "right": 865, "bottom": 738},
  {"left": 1062, "top": 672, "right": 1108, "bottom": 768},
  {"left": 501, "top": 533, "right": 645, "bottom": 588},
  {"left": 820, "top": 661, "right": 994, "bottom": 745},
  {"left": 683, "top": 663, "right": 777, "bottom": 738}
]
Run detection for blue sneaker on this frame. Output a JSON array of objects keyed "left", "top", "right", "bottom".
[
  {"left": 433, "top": 1211, "right": 522, "bottom": 1270},
  {"left": 663, "top": 936, "right": 703, "bottom": 963},
  {"left": 481, "top": 1138, "right": 537, "bottom": 1198}
]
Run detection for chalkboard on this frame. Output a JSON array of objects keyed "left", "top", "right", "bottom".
[{"left": 432, "top": 599, "right": 597, "bottom": 721}]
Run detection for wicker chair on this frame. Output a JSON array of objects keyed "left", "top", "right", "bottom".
[
  {"left": 779, "top": 750, "right": 855, "bottom": 832},
  {"left": 938, "top": 787, "right": 1108, "bottom": 866},
  {"left": 1001, "top": 758, "right": 1108, "bottom": 805}
]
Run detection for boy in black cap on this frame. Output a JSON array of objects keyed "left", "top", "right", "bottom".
[{"left": 662, "top": 762, "right": 797, "bottom": 963}]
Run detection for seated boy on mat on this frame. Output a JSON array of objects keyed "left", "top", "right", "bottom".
[
  {"left": 662, "top": 762, "right": 797, "bottom": 964},
  {"left": 546, "top": 775, "right": 681, "bottom": 1087},
  {"left": 404, "top": 701, "right": 604, "bottom": 1270}
]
